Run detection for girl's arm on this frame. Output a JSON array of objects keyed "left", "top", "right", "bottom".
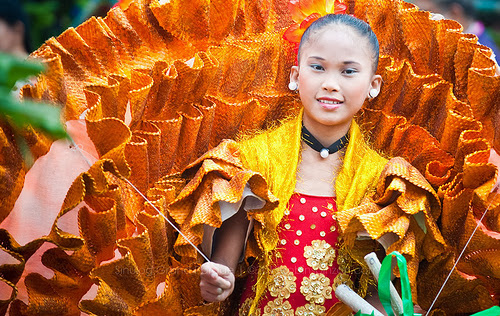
[{"left": 200, "top": 206, "right": 250, "bottom": 302}]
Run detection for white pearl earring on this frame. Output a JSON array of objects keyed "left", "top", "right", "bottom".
[
  {"left": 288, "top": 81, "right": 298, "bottom": 91},
  {"left": 369, "top": 88, "right": 379, "bottom": 98}
]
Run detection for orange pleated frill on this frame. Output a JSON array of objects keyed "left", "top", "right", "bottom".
[{"left": 0, "top": 0, "right": 499, "bottom": 315}]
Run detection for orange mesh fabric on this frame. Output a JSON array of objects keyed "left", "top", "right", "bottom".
[
  {"left": 0, "top": 123, "right": 26, "bottom": 224},
  {"left": 337, "top": 157, "right": 447, "bottom": 300},
  {"left": 0, "top": 0, "right": 499, "bottom": 314},
  {"left": 168, "top": 140, "right": 279, "bottom": 258}
]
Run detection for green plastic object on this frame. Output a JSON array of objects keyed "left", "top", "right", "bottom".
[
  {"left": 356, "top": 251, "right": 498, "bottom": 316},
  {"left": 378, "top": 251, "right": 420, "bottom": 316},
  {"left": 354, "top": 311, "right": 375, "bottom": 316},
  {"left": 471, "top": 306, "right": 500, "bottom": 316},
  {"left": 355, "top": 251, "right": 422, "bottom": 316}
]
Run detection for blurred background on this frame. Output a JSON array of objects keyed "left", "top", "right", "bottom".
[
  {"left": 0, "top": 0, "right": 499, "bottom": 56},
  {"left": 20, "top": 0, "right": 117, "bottom": 49},
  {"left": 0, "top": 0, "right": 129, "bottom": 57}
]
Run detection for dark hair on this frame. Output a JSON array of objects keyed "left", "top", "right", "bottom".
[
  {"left": 298, "top": 14, "right": 379, "bottom": 72},
  {"left": 0, "top": 0, "right": 32, "bottom": 53}
]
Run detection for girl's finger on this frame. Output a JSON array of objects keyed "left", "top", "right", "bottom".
[
  {"left": 200, "top": 282, "right": 224, "bottom": 296},
  {"left": 201, "top": 290, "right": 229, "bottom": 302},
  {"left": 200, "top": 265, "right": 219, "bottom": 280},
  {"left": 203, "top": 275, "right": 232, "bottom": 290},
  {"left": 214, "top": 276, "right": 232, "bottom": 289},
  {"left": 200, "top": 274, "right": 224, "bottom": 288},
  {"left": 201, "top": 269, "right": 233, "bottom": 289},
  {"left": 213, "top": 264, "right": 232, "bottom": 278}
]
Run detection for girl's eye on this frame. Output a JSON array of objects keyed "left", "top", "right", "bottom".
[
  {"left": 343, "top": 68, "right": 357, "bottom": 75},
  {"left": 310, "top": 64, "right": 324, "bottom": 71}
]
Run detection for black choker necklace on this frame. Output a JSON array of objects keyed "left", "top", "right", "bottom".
[{"left": 301, "top": 124, "right": 349, "bottom": 158}]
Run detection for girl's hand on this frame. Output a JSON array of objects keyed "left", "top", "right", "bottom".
[{"left": 200, "top": 262, "right": 235, "bottom": 302}]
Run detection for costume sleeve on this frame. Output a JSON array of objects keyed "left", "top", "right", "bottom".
[
  {"left": 167, "top": 139, "right": 278, "bottom": 259},
  {"left": 202, "top": 185, "right": 263, "bottom": 259},
  {"left": 336, "top": 157, "right": 447, "bottom": 300}
]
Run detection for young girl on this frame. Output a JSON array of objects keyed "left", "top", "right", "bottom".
[
  {"left": 197, "top": 13, "right": 438, "bottom": 315},
  {"left": 2, "top": 0, "right": 499, "bottom": 314}
]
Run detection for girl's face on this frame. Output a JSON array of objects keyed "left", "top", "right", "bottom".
[{"left": 290, "top": 26, "right": 381, "bottom": 134}]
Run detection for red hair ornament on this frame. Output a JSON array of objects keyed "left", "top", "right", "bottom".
[{"left": 283, "top": 0, "right": 348, "bottom": 45}]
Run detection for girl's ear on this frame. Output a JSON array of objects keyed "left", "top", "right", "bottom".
[
  {"left": 289, "top": 65, "right": 299, "bottom": 87},
  {"left": 368, "top": 74, "right": 382, "bottom": 98}
]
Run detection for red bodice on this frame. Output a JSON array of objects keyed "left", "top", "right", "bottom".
[{"left": 239, "top": 193, "right": 342, "bottom": 315}]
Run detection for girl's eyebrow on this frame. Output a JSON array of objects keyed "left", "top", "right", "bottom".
[
  {"left": 307, "top": 56, "right": 361, "bottom": 66},
  {"left": 307, "top": 56, "right": 325, "bottom": 60}
]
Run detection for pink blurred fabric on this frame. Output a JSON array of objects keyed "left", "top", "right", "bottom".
[{"left": 0, "top": 120, "right": 98, "bottom": 303}]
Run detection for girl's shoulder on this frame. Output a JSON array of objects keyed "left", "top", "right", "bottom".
[
  {"left": 237, "top": 115, "right": 301, "bottom": 149},
  {"left": 236, "top": 115, "right": 303, "bottom": 170}
]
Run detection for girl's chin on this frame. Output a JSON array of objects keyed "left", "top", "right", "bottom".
[{"left": 306, "top": 117, "right": 352, "bottom": 129}]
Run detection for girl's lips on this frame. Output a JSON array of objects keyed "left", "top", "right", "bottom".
[{"left": 317, "top": 98, "right": 343, "bottom": 110}]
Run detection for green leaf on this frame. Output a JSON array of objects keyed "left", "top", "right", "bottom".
[
  {"left": 0, "top": 52, "right": 45, "bottom": 90},
  {"left": 0, "top": 53, "right": 67, "bottom": 140},
  {"left": 0, "top": 89, "right": 67, "bottom": 139}
]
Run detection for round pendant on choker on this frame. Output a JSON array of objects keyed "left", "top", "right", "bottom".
[
  {"left": 302, "top": 124, "right": 349, "bottom": 159},
  {"left": 320, "top": 148, "right": 329, "bottom": 158}
]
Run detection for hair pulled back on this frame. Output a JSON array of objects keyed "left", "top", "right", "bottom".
[{"left": 298, "top": 14, "right": 379, "bottom": 72}]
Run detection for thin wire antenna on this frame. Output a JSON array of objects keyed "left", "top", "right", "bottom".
[
  {"left": 69, "top": 137, "right": 211, "bottom": 262},
  {"left": 426, "top": 191, "right": 498, "bottom": 314},
  {"left": 122, "top": 177, "right": 211, "bottom": 262},
  {"left": 69, "top": 137, "right": 94, "bottom": 167}
]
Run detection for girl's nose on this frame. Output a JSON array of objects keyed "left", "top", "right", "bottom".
[{"left": 321, "top": 76, "right": 339, "bottom": 91}]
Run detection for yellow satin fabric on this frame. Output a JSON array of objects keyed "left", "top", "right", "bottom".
[{"left": 237, "top": 110, "right": 387, "bottom": 312}]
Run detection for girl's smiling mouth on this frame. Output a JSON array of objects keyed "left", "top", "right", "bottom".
[{"left": 317, "top": 97, "right": 343, "bottom": 109}]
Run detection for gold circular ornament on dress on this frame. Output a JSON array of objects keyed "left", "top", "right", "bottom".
[
  {"left": 295, "top": 303, "right": 326, "bottom": 316},
  {"left": 263, "top": 298, "right": 294, "bottom": 316},
  {"left": 332, "top": 273, "right": 354, "bottom": 291},
  {"left": 300, "top": 273, "right": 333, "bottom": 304},
  {"left": 268, "top": 266, "right": 297, "bottom": 299},
  {"left": 303, "top": 240, "right": 336, "bottom": 270}
]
